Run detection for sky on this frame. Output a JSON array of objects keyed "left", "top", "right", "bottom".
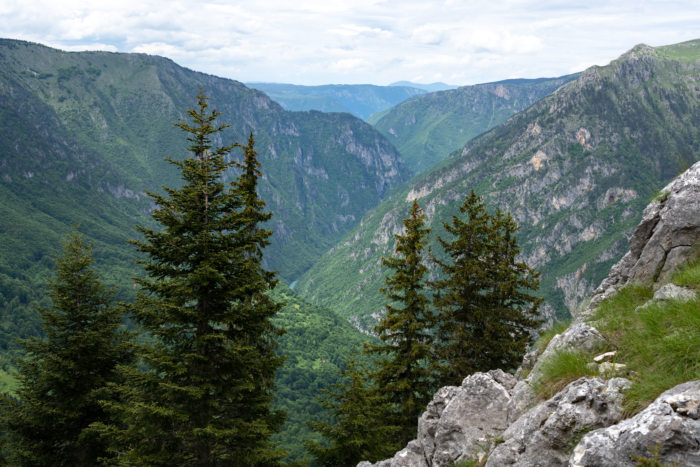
[{"left": 1, "top": 1, "right": 699, "bottom": 86}]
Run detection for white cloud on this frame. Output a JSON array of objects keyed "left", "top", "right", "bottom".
[{"left": 0, "top": 0, "right": 699, "bottom": 85}]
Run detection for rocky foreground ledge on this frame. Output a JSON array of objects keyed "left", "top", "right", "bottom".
[{"left": 359, "top": 161, "right": 700, "bottom": 467}]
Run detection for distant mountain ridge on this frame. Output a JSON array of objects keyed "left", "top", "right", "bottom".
[
  {"left": 370, "top": 74, "right": 579, "bottom": 173},
  {"left": 295, "top": 40, "right": 700, "bottom": 331},
  {"left": 389, "top": 81, "right": 458, "bottom": 92},
  {"left": 245, "top": 82, "right": 426, "bottom": 120}
]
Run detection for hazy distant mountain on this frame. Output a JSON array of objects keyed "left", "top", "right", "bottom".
[
  {"left": 390, "top": 81, "right": 458, "bottom": 92},
  {"left": 371, "top": 75, "right": 578, "bottom": 173},
  {"left": 295, "top": 40, "right": 700, "bottom": 331},
  {"left": 245, "top": 82, "right": 426, "bottom": 120}
]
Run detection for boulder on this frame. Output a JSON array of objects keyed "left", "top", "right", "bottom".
[
  {"left": 653, "top": 283, "right": 697, "bottom": 302},
  {"left": 359, "top": 441, "right": 429, "bottom": 467},
  {"left": 361, "top": 370, "right": 517, "bottom": 467},
  {"left": 570, "top": 380, "right": 700, "bottom": 466},
  {"left": 486, "top": 377, "right": 630, "bottom": 466},
  {"left": 426, "top": 370, "right": 516, "bottom": 466}
]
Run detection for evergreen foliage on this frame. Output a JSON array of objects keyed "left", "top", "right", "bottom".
[
  {"left": 365, "top": 200, "right": 436, "bottom": 445},
  {"left": 2, "top": 231, "right": 130, "bottom": 466},
  {"left": 305, "top": 358, "right": 399, "bottom": 466},
  {"left": 105, "top": 92, "right": 285, "bottom": 465},
  {"left": 432, "top": 191, "right": 542, "bottom": 386}
]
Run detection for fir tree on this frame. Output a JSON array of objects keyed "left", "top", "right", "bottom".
[
  {"left": 3, "top": 231, "right": 130, "bottom": 466},
  {"left": 108, "top": 91, "right": 285, "bottom": 465},
  {"left": 306, "top": 358, "right": 398, "bottom": 467},
  {"left": 432, "top": 190, "right": 541, "bottom": 386},
  {"left": 365, "top": 200, "right": 435, "bottom": 445}
]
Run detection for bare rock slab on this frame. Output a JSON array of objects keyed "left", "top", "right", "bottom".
[
  {"left": 570, "top": 380, "right": 700, "bottom": 467},
  {"left": 486, "top": 377, "right": 630, "bottom": 467}
]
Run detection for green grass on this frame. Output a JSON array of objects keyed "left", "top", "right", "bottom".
[
  {"left": 672, "top": 252, "right": 700, "bottom": 289},
  {"left": 534, "top": 258, "right": 699, "bottom": 412},
  {"left": 534, "top": 350, "right": 599, "bottom": 400},
  {"left": 593, "top": 260, "right": 700, "bottom": 415}
]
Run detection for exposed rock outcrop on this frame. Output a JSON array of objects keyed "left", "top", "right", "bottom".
[
  {"left": 570, "top": 381, "right": 700, "bottom": 466},
  {"left": 580, "top": 160, "right": 700, "bottom": 320},
  {"left": 486, "top": 377, "right": 630, "bottom": 466},
  {"left": 358, "top": 161, "right": 700, "bottom": 467},
  {"left": 360, "top": 370, "right": 517, "bottom": 467}
]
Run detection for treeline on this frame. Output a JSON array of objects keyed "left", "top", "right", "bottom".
[{"left": 0, "top": 92, "right": 541, "bottom": 466}]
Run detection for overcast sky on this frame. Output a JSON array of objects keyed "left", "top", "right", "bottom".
[{"left": 1, "top": 1, "right": 699, "bottom": 86}]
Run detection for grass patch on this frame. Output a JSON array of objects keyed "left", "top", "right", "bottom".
[
  {"left": 534, "top": 350, "right": 599, "bottom": 400},
  {"left": 594, "top": 259, "right": 700, "bottom": 415},
  {"left": 672, "top": 250, "right": 700, "bottom": 289}
]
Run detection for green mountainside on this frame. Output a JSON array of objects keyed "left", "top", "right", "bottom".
[
  {"left": 245, "top": 82, "right": 427, "bottom": 120},
  {"left": 270, "top": 284, "right": 373, "bottom": 462},
  {"left": 295, "top": 40, "right": 700, "bottom": 331},
  {"left": 0, "top": 38, "right": 408, "bottom": 348},
  {"left": 369, "top": 75, "right": 578, "bottom": 173}
]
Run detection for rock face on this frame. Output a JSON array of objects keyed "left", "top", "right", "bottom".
[
  {"left": 360, "top": 370, "right": 517, "bottom": 467},
  {"left": 581, "top": 160, "right": 700, "bottom": 319},
  {"left": 486, "top": 377, "right": 630, "bottom": 467},
  {"left": 571, "top": 381, "right": 700, "bottom": 466}
]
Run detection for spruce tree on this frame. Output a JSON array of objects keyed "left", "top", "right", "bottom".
[
  {"left": 109, "top": 92, "right": 284, "bottom": 465},
  {"left": 4, "top": 231, "right": 130, "bottom": 466},
  {"left": 365, "top": 200, "right": 435, "bottom": 445},
  {"left": 306, "top": 358, "right": 398, "bottom": 467},
  {"left": 432, "top": 190, "right": 541, "bottom": 386}
]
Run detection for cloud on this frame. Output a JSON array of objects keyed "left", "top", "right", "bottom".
[{"left": 1, "top": 0, "right": 699, "bottom": 85}]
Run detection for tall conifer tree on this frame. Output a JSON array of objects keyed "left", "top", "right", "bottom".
[
  {"left": 4, "top": 231, "right": 130, "bottom": 466},
  {"left": 109, "top": 92, "right": 284, "bottom": 465},
  {"left": 432, "top": 190, "right": 541, "bottom": 386},
  {"left": 365, "top": 200, "right": 435, "bottom": 445}
]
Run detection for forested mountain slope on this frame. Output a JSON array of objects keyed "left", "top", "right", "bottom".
[
  {"left": 246, "top": 82, "right": 426, "bottom": 120},
  {"left": 0, "top": 38, "right": 408, "bottom": 347},
  {"left": 295, "top": 39, "right": 700, "bottom": 331},
  {"left": 369, "top": 75, "right": 578, "bottom": 173}
]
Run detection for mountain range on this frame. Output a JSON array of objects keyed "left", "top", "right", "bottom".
[
  {"left": 295, "top": 39, "right": 700, "bottom": 332},
  {"left": 1, "top": 36, "right": 699, "bottom": 464},
  {"left": 369, "top": 75, "right": 579, "bottom": 173}
]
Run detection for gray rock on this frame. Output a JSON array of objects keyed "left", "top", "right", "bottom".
[
  {"left": 417, "top": 385, "right": 461, "bottom": 463},
  {"left": 360, "top": 440, "right": 429, "bottom": 467},
  {"left": 486, "top": 377, "right": 631, "bottom": 467},
  {"left": 653, "top": 283, "right": 697, "bottom": 302},
  {"left": 580, "top": 161, "right": 700, "bottom": 320},
  {"left": 427, "top": 370, "right": 515, "bottom": 466},
  {"left": 363, "top": 370, "right": 517, "bottom": 467},
  {"left": 507, "top": 380, "right": 537, "bottom": 423},
  {"left": 570, "top": 380, "right": 700, "bottom": 466}
]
